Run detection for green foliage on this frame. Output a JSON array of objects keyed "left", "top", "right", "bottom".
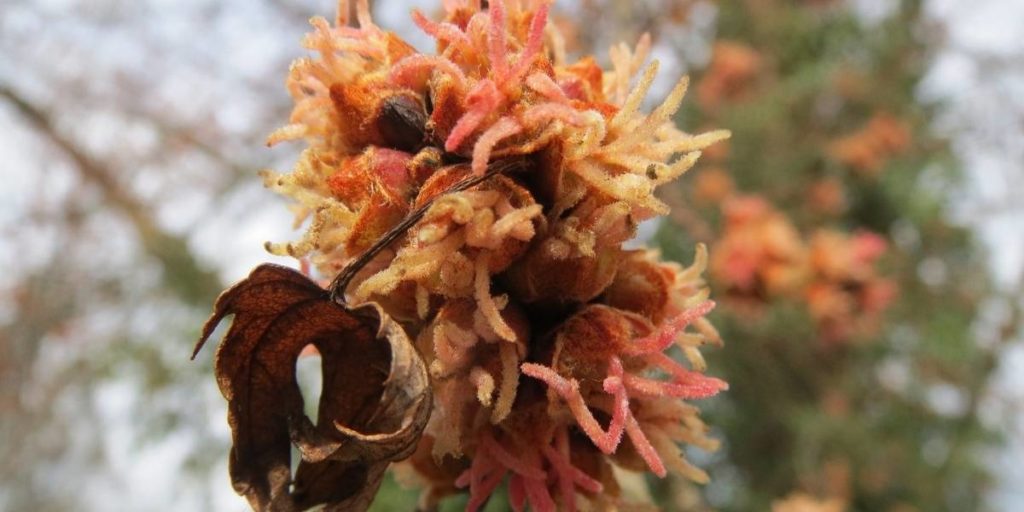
[{"left": 656, "top": 0, "right": 1000, "bottom": 510}]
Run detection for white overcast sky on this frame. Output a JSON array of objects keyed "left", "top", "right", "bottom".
[{"left": 1, "top": 0, "right": 1022, "bottom": 510}]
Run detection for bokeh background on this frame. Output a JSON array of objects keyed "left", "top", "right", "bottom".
[{"left": 1, "top": 0, "right": 1022, "bottom": 510}]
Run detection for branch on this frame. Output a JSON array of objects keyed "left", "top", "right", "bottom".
[{"left": 0, "top": 84, "right": 223, "bottom": 304}]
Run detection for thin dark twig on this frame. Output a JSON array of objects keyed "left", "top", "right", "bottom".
[{"left": 329, "top": 157, "right": 527, "bottom": 304}]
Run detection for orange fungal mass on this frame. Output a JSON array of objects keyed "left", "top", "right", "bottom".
[{"left": 260, "top": 1, "right": 730, "bottom": 509}]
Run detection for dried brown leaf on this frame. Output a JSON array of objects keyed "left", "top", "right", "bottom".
[{"left": 192, "top": 264, "right": 431, "bottom": 512}]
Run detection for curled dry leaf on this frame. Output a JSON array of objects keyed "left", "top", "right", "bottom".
[{"left": 192, "top": 264, "right": 431, "bottom": 512}]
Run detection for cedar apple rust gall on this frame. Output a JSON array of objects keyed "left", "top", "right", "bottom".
[{"left": 202, "top": 0, "right": 734, "bottom": 510}]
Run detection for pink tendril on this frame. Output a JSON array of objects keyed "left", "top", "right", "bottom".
[
  {"left": 523, "top": 301, "right": 728, "bottom": 479},
  {"left": 526, "top": 72, "right": 570, "bottom": 103},
  {"left": 488, "top": 0, "right": 509, "bottom": 80},
  {"left": 508, "top": 2, "right": 550, "bottom": 82},
  {"left": 457, "top": 431, "right": 560, "bottom": 512},
  {"left": 521, "top": 102, "right": 587, "bottom": 127},
  {"left": 445, "top": 79, "right": 501, "bottom": 152},
  {"left": 521, "top": 474, "right": 556, "bottom": 512},
  {"left": 412, "top": 9, "right": 472, "bottom": 50},
  {"left": 472, "top": 116, "right": 522, "bottom": 175},
  {"left": 622, "top": 371, "right": 727, "bottom": 400},
  {"left": 645, "top": 352, "right": 729, "bottom": 398},
  {"left": 521, "top": 358, "right": 628, "bottom": 454},
  {"left": 625, "top": 413, "right": 667, "bottom": 477},
  {"left": 542, "top": 429, "right": 603, "bottom": 512},
  {"left": 481, "top": 434, "right": 546, "bottom": 479},
  {"left": 390, "top": 54, "right": 469, "bottom": 90},
  {"left": 508, "top": 474, "right": 526, "bottom": 511},
  {"left": 624, "top": 300, "right": 716, "bottom": 356}
]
